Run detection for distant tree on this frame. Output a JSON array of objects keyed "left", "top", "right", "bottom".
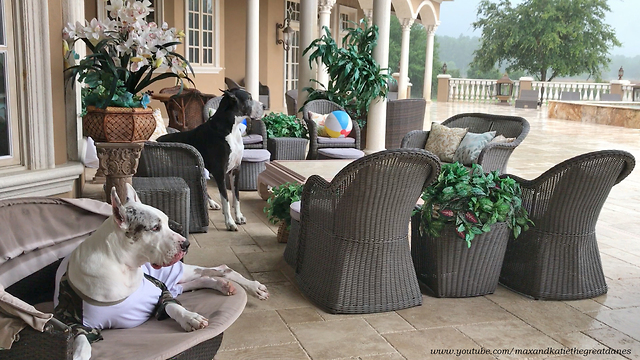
[{"left": 472, "top": 0, "right": 620, "bottom": 82}]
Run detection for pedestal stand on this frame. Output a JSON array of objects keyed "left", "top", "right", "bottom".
[{"left": 96, "top": 142, "right": 144, "bottom": 203}]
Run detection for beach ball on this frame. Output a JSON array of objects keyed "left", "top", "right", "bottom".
[
  {"left": 238, "top": 118, "right": 247, "bottom": 136},
  {"left": 324, "top": 110, "right": 352, "bottom": 138}
]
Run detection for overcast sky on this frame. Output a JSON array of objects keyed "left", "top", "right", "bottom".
[{"left": 437, "top": 0, "right": 638, "bottom": 57}]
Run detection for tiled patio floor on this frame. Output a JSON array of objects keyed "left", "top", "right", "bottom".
[{"left": 87, "top": 101, "right": 640, "bottom": 360}]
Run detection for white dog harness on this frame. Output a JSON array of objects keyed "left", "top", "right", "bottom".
[{"left": 54, "top": 257, "right": 184, "bottom": 342}]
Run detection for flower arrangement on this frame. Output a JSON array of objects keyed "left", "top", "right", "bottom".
[
  {"left": 415, "top": 162, "right": 533, "bottom": 248},
  {"left": 63, "top": 0, "right": 193, "bottom": 110}
]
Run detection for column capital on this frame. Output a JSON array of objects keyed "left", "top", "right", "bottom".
[
  {"left": 318, "top": 0, "right": 336, "bottom": 13},
  {"left": 426, "top": 25, "right": 438, "bottom": 35},
  {"left": 400, "top": 18, "right": 414, "bottom": 31},
  {"left": 363, "top": 9, "right": 373, "bottom": 20}
]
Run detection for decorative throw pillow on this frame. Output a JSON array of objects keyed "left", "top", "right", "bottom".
[
  {"left": 490, "top": 134, "right": 516, "bottom": 144},
  {"left": 424, "top": 123, "right": 468, "bottom": 162},
  {"left": 148, "top": 108, "right": 168, "bottom": 141},
  {"left": 308, "top": 111, "right": 329, "bottom": 137},
  {"left": 454, "top": 131, "right": 497, "bottom": 165}
]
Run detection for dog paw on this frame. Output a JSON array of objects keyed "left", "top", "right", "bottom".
[
  {"left": 208, "top": 199, "right": 221, "bottom": 210},
  {"left": 225, "top": 220, "right": 238, "bottom": 231},
  {"left": 235, "top": 213, "right": 247, "bottom": 225},
  {"left": 73, "top": 335, "right": 92, "bottom": 360},
  {"left": 180, "top": 312, "right": 209, "bottom": 332},
  {"left": 217, "top": 279, "right": 236, "bottom": 296},
  {"left": 249, "top": 281, "right": 269, "bottom": 300}
]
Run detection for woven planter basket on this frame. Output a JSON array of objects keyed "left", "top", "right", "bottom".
[
  {"left": 267, "top": 137, "right": 308, "bottom": 160},
  {"left": 411, "top": 214, "right": 510, "bottom": 297},
  {"left": 83, "top": 106, "right": 156, "bottom": 142},
  {"left": 277, "top": 221, "right": 290, "bottom": 243}
]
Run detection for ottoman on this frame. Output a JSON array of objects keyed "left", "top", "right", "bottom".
[
  {"left": 317, "top": 148, "right": 365, "bottom": 160},
  {"left": 132, "top": 177, "right": 190, "bottom": 238},
  {"left": 237, "top": 149, "right": 271, "bottom": 191}
]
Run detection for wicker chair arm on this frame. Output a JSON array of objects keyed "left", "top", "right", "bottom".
[
  {"left": 349, "top": 119, "right": 361, "bottom": 150},
  {"left": 400, "top": 130, "right": 429, "bottom": 149},
  {"left": 302, "top": 117, "right": 319, "bottom": 159},
  {"left": 248, "top": 119, "right": 268, "bottom": 148},
  {"left": 476, "top": 143, "right": 516, "bottom": 173}
]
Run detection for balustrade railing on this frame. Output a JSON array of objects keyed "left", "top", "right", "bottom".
[{"left": 446, "top": 78, "right": 635, "bottom": 105}]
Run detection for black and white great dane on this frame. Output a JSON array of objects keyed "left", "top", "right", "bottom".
[
  {"left": 54, "top": 185, "right": 268, "bottom": 360},
  {"left": 157, "top": 88, "right": 263, "bottom": 231}
]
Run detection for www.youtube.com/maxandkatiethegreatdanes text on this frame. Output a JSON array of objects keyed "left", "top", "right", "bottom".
[{"left": 430, "top": 347, "right": 632, "bottom": 357}]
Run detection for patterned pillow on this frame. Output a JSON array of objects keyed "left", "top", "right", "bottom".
[
  {"left": 490, "top": 134, "right": 516, "bottom": 143},
  {"left": 308, "top": 111, "right": 329, "bottom": 137},
  {"left": 424, "top": 123, "right": 468, "bottom": 162},
  {"left": 148, "top": 108, "right": 168, "bottom": 141},
  {"left": 454, "top": 131, "right": 497, "bottom": 165}
]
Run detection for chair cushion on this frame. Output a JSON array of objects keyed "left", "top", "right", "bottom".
[
  {"left": 242, "top": 134, "right": 263, "bottom": 145},
  {"left": 424, "top": 123, "right": 468, "bottom": 162},
  {"left": 318, "top": 148, "right": 364, "bottom": 159},
  {"left": 454, "top": 131, "right": 496, "bottom": 165},
  {"left": 242, "top": 149, "right": 271, "bottom": 162},
  {"left": 490, "top": 135, "right": 516, "bottom": 144},
  {"left": 308, "top": 111, "right": 329, "bottom": 136},
  {"left": 317, "top": 136, "right": 355, "bottom": 145},
  {"left": 290, "top": 201, "right": 301, "bottom": 222}
]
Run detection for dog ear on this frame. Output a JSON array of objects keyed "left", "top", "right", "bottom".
[
  {"left": 222, "top": 89, "right": 239, "bottom": 104},
  {"left": 124, "top": 183, "right": 141, "bottom": 204},
  {"left": 110, "top": 187, "right": 128, "bottom": 229}
]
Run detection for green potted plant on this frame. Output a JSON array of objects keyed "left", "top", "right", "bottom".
[
  {"left": 262, "top": 112, "right": 309, "bottom": 160},
  {"left": 264, "top": 182, "right": 303, "bottom": 243},
  {"left": 302, "top": 19, "right": 392, "bottom": 128},
  {"left": 63, "top": 0, "right": 193, "bottom": 142},
  {"left": 411, "top": 162, "right": 532, "bottom": 297}
]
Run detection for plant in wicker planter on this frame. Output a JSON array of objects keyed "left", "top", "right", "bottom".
[
  {"left": 63, "top": 0, "right": 193, "bottom": 142},
  {"left": 264, "top": 182, "right": 303, "bottom": 243},
  {"left": 262, "top": 112, "right": 309, "bottom": 160},
  {"left": 411, "top": 162, "right": 532, "bottom": 297}
]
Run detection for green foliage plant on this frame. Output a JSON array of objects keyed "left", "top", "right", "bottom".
[
  {"left": 264, "top": 182, "right": 303, "bottom": 230},
  {"left": 262, "top": 112, "right": 308, "bottom": 139},
  {"left": 63, "top": 1, "right": 194, "bottom": 110},
  {"left": 302, "top": 19, "right": 392, "bottom": 127},
  {"left": 415, "top": 162, "right": 532, "bottom": 248},
  {"left": 472, "top": 0, "right": 620, "bottom": 83}
]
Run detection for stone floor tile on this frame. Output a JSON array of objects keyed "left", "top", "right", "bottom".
[
  {"left": 364, "top": 313, "right": 416, "bottom": 334},
  {"left": 236, "top": 250, "right": 288, "bottom": 273},
  {"left": 583, "top": 327, "right": 640, "bottom": 359},
  {"left": 563, "top": 297, "right": 611, "bottom": 313},
  {"left": 384, "top": 328, "right": 495, "bottom": 360},
  {"left": 457, "top": 320, "right": 563, "bottom": 359},
  {"left": 592, "top": 307, "right": 640, "bottom": 341},
  {"left": 219, "top": 310, "right": 295, "bottom": 350},
  {"left": 278, "top": 307, "right": 324, "bottom": 324},
  {"left": 290, "top": 318, "right": 395, "bottom": 360},
  {"left": 592, "top": 278, "right": 640, "bottom": 309},
  {"left": 215, "top": 343, "right": 310, "bottom": 360},
  {"left": 396, "top": 295, "right": 517, "bottom": 329},
  {"left": 231, "top": 244, "right": 263, "bottom": 254},
  {"left": 494, "top": 298, "right": 604, "bottom": 334},
  {"left": 183, "top": 245, "right": 240, "bottom": 266},
  {"left": 601, "top": 253, "right": 640, "bottom": 280},
  {"left": 243, "top": 282, "right": 309, "bottom": 312},
  {"left": 251, "top": 270, "right": 290, "bottom": 284}
]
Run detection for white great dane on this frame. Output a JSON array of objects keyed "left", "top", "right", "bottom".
[{"left": 54, "top": 184, "right": 268, "bottom": 360}]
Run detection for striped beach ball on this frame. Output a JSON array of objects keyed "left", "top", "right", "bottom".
[{"left": 324, "top": 110, "right": 352, "bottom": 138}]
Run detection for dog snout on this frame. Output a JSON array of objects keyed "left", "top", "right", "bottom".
[{"left": 181, "top": 238, "right": 190, "bottom": 253}]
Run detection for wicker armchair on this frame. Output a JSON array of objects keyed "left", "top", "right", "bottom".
[
  {"left": 290, "top": 149, "right": 441, "bottom": 314},
  {"left": 499, "top": 150, "right": 635, "bottom": 300},
  {"left": 302, "top": 99, "right": 361, "bottom": 160},
  {"left": 0, "top": 197, "right": 246, "bottom": 360},
  {"left": 159, "top": 86, "right": 215, "bottom": 132},
  {"left": 203, "top": 96, "right": 267, "bottom": 149},
  {"left": 385, "top": 98, "right": 426, "bottom": 149},
  {"left": 136, "top": 141, "right": 210, "bottom": 233},
  {"left": 401, "top": 113, "right": 530, "bottom": 173},
  {"left": 285, "top": 89, "right": 298, "bottom": 116}
]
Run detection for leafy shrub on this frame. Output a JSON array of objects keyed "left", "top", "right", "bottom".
[
  {"left": 415, "top": 162, "right": 532, "bottom": 247},
  {"left": 264, "top": 182, "right": 303, "bottom": 230},
  {"left": 262, "top": 112, "right": 308, "bottom": 139}
]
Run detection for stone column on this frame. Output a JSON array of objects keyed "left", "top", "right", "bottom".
[
  {"left": 437, "top": 74, "right": 451, "bottom": 102},
  {"left": 245, "top": 0, "right": 260, "bottom": 99},
  {"left": 518, "top": 76, "right": 534, "bottom": 97},
  {"left": 317, "top": 0, "right": 336, "bottom": 89},
  {"left": 96, "top": 142, "right": 144, "bottom": 204},
  {"left": 397, "top": 18, "right": 413, "bottom": 100},
  {"left": 298, "top": 0, "right": 318, "bottom": 106},
  {"left": 423, "top": 25, "right": 437, "bottom": 103},
  {"left": 364, "top": 0, "right": 391, "bottom": 154}
]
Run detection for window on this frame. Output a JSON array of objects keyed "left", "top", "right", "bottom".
[
  {"left": 186, "top": 0, "right": 220, "bottom": 72},
  {"left": 0, "top": 0, "right": 19, "bottom": 167},
  {"left": 337, "top": 5, "right": 357, "bottom": 47},
  {"left": 284, "top": 1, "right": 300, "bottom": 92}
]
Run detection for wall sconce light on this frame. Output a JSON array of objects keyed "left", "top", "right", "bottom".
[
  {"left": 442, "top": 62, "right": 447, "bottom": 74},
  {"left": 618, "top": 66, "right": 624, "bottom": 80},
  {"left": 276, "top": 16, "right": 293, "bottom": 51}
]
